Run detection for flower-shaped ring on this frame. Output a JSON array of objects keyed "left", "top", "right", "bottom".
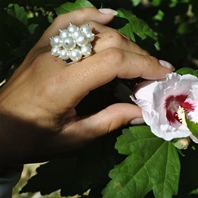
[{"left": 50, "top": 23, "right": 95, "bottom": 64}]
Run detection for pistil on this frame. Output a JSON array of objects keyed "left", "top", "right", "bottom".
[{"left": 165, "top": 94, "right": 194, "bottom": 125}]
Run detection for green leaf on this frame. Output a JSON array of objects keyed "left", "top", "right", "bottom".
[
  {"left": 151, "top": 0, "right": 162, "bottom": 6},
  {"left": 55, "top": 0, "right": 94, "bottom": 15},
  {"left": 186, "top": 117, "right": 198, "bottom": 138},
  {"left": 21, "top": 132, "right": 122, "bottom": 197},
  {"left": 190, "top": 188, "right": 198, "bottom": 195},
  {"left": 28, "top": 24, "right": 39, "bottom": 35},
  {"left": 21, "top": 157, "right": 85, "bottom": 196},
  {"left": 6, "top": 4, "right": 28, "bottom": 26},
  {"left": 130, "top": 0, "right": 142, "bottom": 6},
  {"left": 11, "top": 46, "right": 30, "bottom": 58},
  {"left": 117, "top": 9, "right": 158, "bottom": 42},
  {"left": 102, "top": 126, "right": 180, "bottom": 198},
  {"left": 176, "top": 67, "right": 198, "bottom": 77}
]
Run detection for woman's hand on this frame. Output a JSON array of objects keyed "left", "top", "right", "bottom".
[{"left": 0, "top": 8, "right": 174, "bottom": 165}]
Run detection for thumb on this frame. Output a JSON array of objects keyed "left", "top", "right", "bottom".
[{"left": 70, "top": 103, "right": 143, "bottom": 140}]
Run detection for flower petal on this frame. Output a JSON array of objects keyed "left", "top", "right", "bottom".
[
  {"left": 133, "top": 80, "right": 158, "bottom": 102},
  {"left": 132, "top": 72, "right": 198, "bottom": 142}
]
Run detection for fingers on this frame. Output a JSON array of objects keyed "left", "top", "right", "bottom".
[
  {"left": 86, "top": 21, "right": 149, "bottom": 55},
  {"left": 61, "top": 103, "right": 143, "bottom": 142},
  {"left": 62, "top": 48, "right": 174, "bottom": 105},
  {"left": 35, "top": 8, "right": 115, "bottom": 48},
  {"left": 93, "top": 30, "right": 149, "bottom": 55},
  {"left": 28, "top": 7, "right": 174, "bottom": 108}
]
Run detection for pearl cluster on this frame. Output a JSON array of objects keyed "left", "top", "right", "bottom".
[{"left": 50, "top": 23, "right": 95, "bottom": 63}]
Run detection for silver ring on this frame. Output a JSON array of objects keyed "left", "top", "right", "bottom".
[{"left": 50, "top": 23, "right": 95, "bottom": 64}]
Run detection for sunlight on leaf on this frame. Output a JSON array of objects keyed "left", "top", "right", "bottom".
[
  {"left": 20, "top": 158, "right": 83, "bottom": 196},
  {"left": 190, "top": 188, "right": 198, "bottom": 195},
  {"left": 117, "top": 9, "right": 158, "bottom": 42},
  {"left": 186, "top": 117, "right": 198, "bottom": 138},
  {"left": 131, "top": 0, "right": 142, "bottom": 6},
  {"left": 176, "top": 67, "right": 198, "bottom": 78},
  {"left": 102, "top": 126, "right": 180, "bottom": 198},
  {"left": 7, "top": 4, "right": 28, "bottom": 25},
  {"left": 55, "top": 0, "right": 94, "bottom": 15}
]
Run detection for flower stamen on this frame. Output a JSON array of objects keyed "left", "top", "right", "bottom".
[
  {"left": 177, "top": 106, "right": 187, "bottom": 127},
  {"left": 165, "top": 94, "right": 194, "bottom": 125}
]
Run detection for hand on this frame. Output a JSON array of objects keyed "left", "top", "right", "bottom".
[{"left": 0, "top": 8, "right": 174, "bottom": 165}]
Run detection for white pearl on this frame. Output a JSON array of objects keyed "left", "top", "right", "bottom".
[
  {"left": 86, "top": 32, "right": 95, "bottom": 42},
  {"left": 59, "top": 29, "right": 71, "bottom": 38},
  {"left": 68, "top": 23, "right": 78, "bottom": 33},
  {"left": 69, "top": 49, "right": 82, "bottom": 61},
  {"left": 50, "top": 36, "right": 62, "bottom": 47},
  {"left": 76, "top": 35, "right": 89, "bottom": 46},
  {"left": 80, "top": 24, "right": 91, "bottom": 34},
  {"left": 59, "top": 49, "right": 69, "bottom": 60},
  {"left": 62, "top": 37, "right": 76, "bottom": 50},
  {"left": 81, "top": 45, "right": 92, "bottom": 56},
  {"left": 51, "top": 46, "right": 61, "bottom": 56},
  {"left": 72, "top": 30, "right": 84, "bottom": 39}
]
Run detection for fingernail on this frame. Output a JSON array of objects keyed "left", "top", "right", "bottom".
[
  {"left": 159, "top": 60, "right": 175, "bottom": 71},
  {"left": 130, "top": 118, "right": 145, "bottom": 125},
  {"left": 98, "top": 8, "right": 118, "bottom": 16}
]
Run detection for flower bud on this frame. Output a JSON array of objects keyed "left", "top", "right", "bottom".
[{"left": 173, "top": 138, "right": 190, "bottom": 150}]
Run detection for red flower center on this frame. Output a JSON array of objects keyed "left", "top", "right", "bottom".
[{"left": 165, "top": 94, "right": 194, "bottom": 124}]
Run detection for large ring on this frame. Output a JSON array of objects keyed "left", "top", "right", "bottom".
[{"left": 50, "top": 23, "right": 95, "bottom": 64}]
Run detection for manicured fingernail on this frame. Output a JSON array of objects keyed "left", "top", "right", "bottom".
[
  {"left": 159, "top": 60, "right": 175, "bottom": 71},
  {"left": 98, "top": 8, "right": 118, "bottom": 16},
  {"left": 130, "top": 118, "right": 145, "bottom": 125}
]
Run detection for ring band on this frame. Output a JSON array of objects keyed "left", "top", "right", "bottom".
[{"left": 50, "top": 23, "right": 95, "bottom": 64}]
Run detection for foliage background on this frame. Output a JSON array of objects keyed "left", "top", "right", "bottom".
[{"left": 1, "top": 0, "right": 198, "bottom": 197}]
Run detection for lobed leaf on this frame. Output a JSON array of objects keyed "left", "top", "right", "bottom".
[
  {"left": 21, "top": 132, "right": 121, "bottom": 197},
  {"left": 117, "top": 9, "right": 158, "bottom": 42},
  {"left": 7, "top": 4, "right": 28, "bottom": 26},
  {"left": 55, "top": 0, "right": 94, "bottom": 15},
  {"left": 102, "top": 126, "right": 180, "bottom": 198},
  {"left": 176, "top": 67, "right": 198, "bottom": 78},
  {"left": 20, "top": 157, "right": 84, "bottom": 196}
]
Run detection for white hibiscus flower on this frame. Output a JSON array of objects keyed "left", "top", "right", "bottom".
[{"left": 131, "top": 73, "right": 198, "bottom": 143}]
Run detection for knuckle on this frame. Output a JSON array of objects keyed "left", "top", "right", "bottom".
[
  {"left": 142, "top": 55, "right": 156, "bottom": 68},
  {"left": 104, "top": 48, "right": 125, "bottom": 65},
  {"left": 104, "top": 31, "right": 124, "bottom": 46}
]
